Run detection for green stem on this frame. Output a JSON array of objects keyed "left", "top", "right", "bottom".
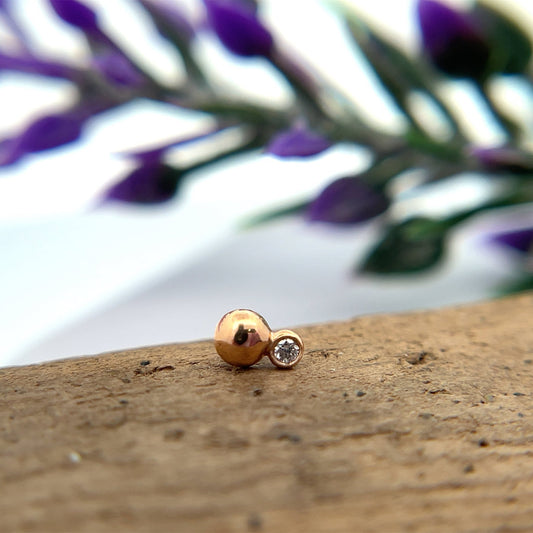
[
  {"left": 425, "top": 88, "right": 466, "bottom": 142},
  {"left": 269, "top": 48, "right": 327, "bottom": 121},
  {"left": 363, "top": 151, "right": 416, "bottom": 188},
  {"left": 185, "top": 132, "right": 267, "bottom": 175},
  {"left": 443, "top": 185, "right": 533, "bottom": 229},
  {"left": 474, "top": 81, "right": 521, "bottom": 140},
  {"left": 167, "top": 96, "right": 290, "bottom": 130},
  {"left": 241, "top": 199, "right": 310, "bottom": 230}
]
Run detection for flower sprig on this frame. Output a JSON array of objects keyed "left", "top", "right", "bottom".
[{"left": 1, "top": 0, "right": 532, "bottom": 289}]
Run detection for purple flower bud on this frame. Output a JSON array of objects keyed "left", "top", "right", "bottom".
[
  {"left": 17, "top": 113, "right": 84, "bottom": 152},
  {"left": 104, "top": 126, "right": 232, "bottom": 204},
  {"left": 0, "top": 112, "right": 85, "bottom": 166},
  {"left": 266, "top": 126, "right": 332, "bottom": 158},
  {"left": 51, "top": 1, "right": 150, "bottom": 87},
  {"left": 49, "top": 0, "right": 99, "bottom": 34},
  {"left": 92, "top": 51, "right": 144, "bottom": 87},
  {"left": 308, "top": 176, "right": 390, "bottom": 225},
  {"left": 470, "top": 146, "right": 533, "bottom": 175},
  {"left": 490, "top": 228, "right": 533, "bottom": 254},
  {"left": 104, "top": 163, "right": 182, "bottom": 204},
  {"left": 203, "top": 0, "right": 273, "bottom": 57},
  {"left": 417, "top": 0, "right": 490, "bottom": 80}
]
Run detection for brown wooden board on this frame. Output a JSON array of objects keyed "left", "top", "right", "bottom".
[{"left": 1, "top": 294, "right": 533, "bottom": 532}]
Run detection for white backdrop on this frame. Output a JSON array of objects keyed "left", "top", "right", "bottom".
[{"left": 1, "top": 0, "right": 532, "bottom": 366}]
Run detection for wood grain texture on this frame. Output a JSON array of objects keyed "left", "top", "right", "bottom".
[{"left": 1, "top": 294, "right": 533, "bottom": 533}]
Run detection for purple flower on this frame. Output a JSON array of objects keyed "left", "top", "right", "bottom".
[
  {"left": 490, "top": 228, "right": 533, "bottom": 254},
  {"left": 266, "top": 126, "right": 332, "bottom": 158},
  {"left": 308, "top": 176, "right": 390, "bottom": 225},
  {"left": 417, "top": 0, "right": 490, "bottom": 80},
  {"left": 50, "top": 0, "right": 150, "bottom": 88},
  {"left": 471, "top": 146, "right": 533, "bottom": 175},
  {"left": 0, "top": 112, "right": 86, "bottom": 167},
  {"left": 104, "top": 163, "right": 183, "bottom": 204},
  {"left": 49, "top": 0, "right": 99, "bottom": 34},
  {"left": 203, "top": 0, "right": 274, "bottom": 57},
  {"left": 103, "top": 127, "right": 228, "bottom": 204}
]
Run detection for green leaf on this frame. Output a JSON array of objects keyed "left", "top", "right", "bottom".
[
  {"left": 358, "top": 217, "right": 447, "bottom": 274},
  {"left": 495, "top": 273, "right": 533, "bottom": 297},
  {"left": 473, "top": 1, "right": 532, "bottom": 75},
  {"left": 404, "top": 129, "right": 463, "bottom": 161},
  {"left": 138, "top": 1, "right": 206, "bottom": 84},
  {"left": 342, "top": 14, "right": 423, "bottom": 126},
  {"left": 338, "top": 5, "right": 462, "bottom": 136}
]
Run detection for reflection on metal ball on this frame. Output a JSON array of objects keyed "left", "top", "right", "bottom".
[{"left": 214, "top": 309, "right": 272, "bottom": 367}]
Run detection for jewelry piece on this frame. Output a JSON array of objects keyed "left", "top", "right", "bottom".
[{"left": 214, "top": 309, "right": 304, "bottom": 369}]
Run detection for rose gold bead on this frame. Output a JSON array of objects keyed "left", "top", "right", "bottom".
[{"left": 214, "top": 309, "right": 272, "bottom": 367}]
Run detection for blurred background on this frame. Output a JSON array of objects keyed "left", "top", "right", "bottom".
[{"left": 1, "top": 0, "right": 533, "bottom": 367}]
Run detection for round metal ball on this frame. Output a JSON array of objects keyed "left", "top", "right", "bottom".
[{"left": 214, "top": 309, "right": 272, "bottom": 367}]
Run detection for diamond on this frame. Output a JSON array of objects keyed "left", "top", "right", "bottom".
[{"left": 272, "top": 338, "right": 301, "bottom": 365}]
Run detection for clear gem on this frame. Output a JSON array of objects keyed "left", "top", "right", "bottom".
[{"left": 273, "top": 338, "right": 300, "bottom": 364}]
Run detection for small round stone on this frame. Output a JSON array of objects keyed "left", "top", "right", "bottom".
[{"left": 272, "top": 338, "right": 301, "bottom": 365}]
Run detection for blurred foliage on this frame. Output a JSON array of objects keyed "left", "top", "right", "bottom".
[{"left": 0, "top": 0, "right": 532, "bottom": 289}]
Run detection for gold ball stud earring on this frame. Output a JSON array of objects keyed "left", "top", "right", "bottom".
[
  {"left": 214, "top": 309, "right": 272, "bottom": 367},
  {"left": 214, "top": 309, "right": 304, "bottom": 369}
]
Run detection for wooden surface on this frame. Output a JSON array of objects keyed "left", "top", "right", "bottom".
[{"left": 1, "top": 294, "right": 533, "bottom": 533}]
